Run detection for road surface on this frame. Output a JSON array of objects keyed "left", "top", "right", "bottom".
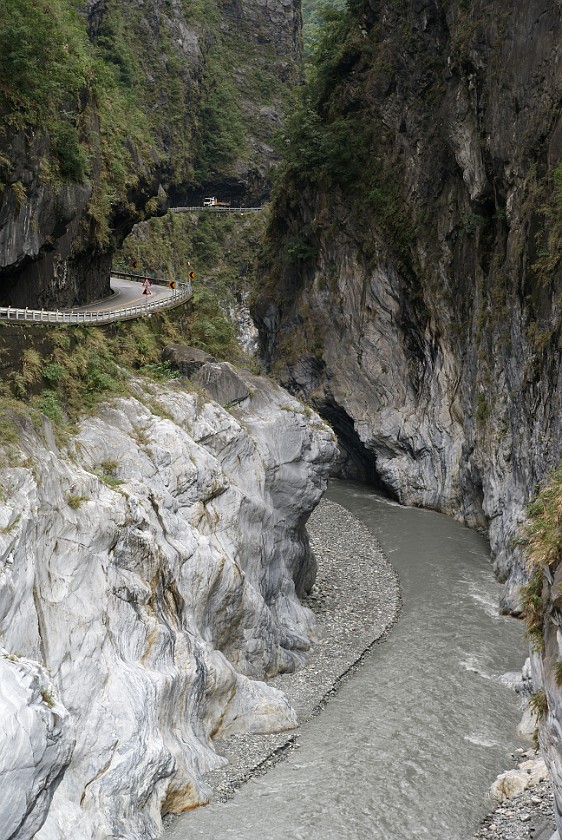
[{"left": 72, "top": 277, "right": 176, "bottom": 314}]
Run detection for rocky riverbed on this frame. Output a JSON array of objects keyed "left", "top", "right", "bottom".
[{"left": 474, "top": 754, "right": 557, "bottom": 840}]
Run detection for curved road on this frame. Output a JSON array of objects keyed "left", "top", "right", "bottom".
[{"left": 72, "top": 277, "right": 176, "bottom": 314}]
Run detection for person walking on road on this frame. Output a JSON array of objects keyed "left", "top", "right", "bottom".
[{"left": 142, "top": 277, "right": 152, "bottom": 296}]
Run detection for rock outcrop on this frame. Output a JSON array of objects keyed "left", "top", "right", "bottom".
[
  {"left": 0, "top": 368, "right": 336, "bottom": 839},
  {"left": 0, "top": 653, "right": 74, "bottom": 840}
]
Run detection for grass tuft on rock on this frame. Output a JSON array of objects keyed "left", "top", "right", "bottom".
[{"left": 524, "top": 465, "right": 562, "bottom": 570}]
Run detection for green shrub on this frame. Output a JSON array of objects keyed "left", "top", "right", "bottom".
[
  {"left": 40, "top": 688, "right": 56, "bottom": 708},
  {"left": 553, "top": 661, "right": 562, "bottom": 688},
  {"left": 140, "top": 361, "right": 179, "bottom": 381},
  {"left": 96, "top": 460, "right": 122, "bottom": 488},
  {"left": 533, "top": 162, "right": 562, "bottom": 284},
  {"left": 99, "top": 459, "right": 118, "bottom": 475},
  {"left": 520, "top": 570, "right": 546, "bottom": 652},
  {"left": 36, "top": 391, "right": 63, "bottom": 423},
  {"left": 529, "top": 688, "right": 548, "bottom": 719},
  {"left": 525, "top": 465, "right": 562, "bottom": 569},
  {"left": 286, "top": 233, "right": 318, "bottom": 262},
  {"left": 0, "top": 0, "right": 90, "bottom": 128},
  {"left": 42, "top": 363, "right": 66, "bottom": 386},
  {"left": 302, "top": 0, "right": 346, "bottom": 57},
  {"left": 67, "top": 494, "right": 87, "bottom": 509},
  {"left": 196, "top": 66, "right": 246, "bottom": 182},
  {"left": 187, "top": 287, "right": 236, "bottom": 357},
  {"left": 21, "top": 349, "right": 42, "bottom": 386},
  {"left": 53, "top": 122, "right": 87, "bottom": 182}
]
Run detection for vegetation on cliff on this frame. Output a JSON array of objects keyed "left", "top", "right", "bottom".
[
  {"left": 301, "top": 0, "right": 345, "bottom": 57},
  {"left": 0, "top": 0, "right": 279, "bottom": 454},
  {"left": 0, "top": 315, "right": 181, "bottom": 447},
  {"left": 116, "top": 211, "right": 266, "bottom": 298},
  {"left": 115, "top": 208, "right": 267, "bottom": 355},
  {"left": 0, "top": 0, "right": 156, "bottom": 246},
  {"left": 260, "top": 0, "right": 562, "bottom": 366},
  {"left": 0, "top": 0, "right": 284, "bottom": 198},
  {"left": 0, "top": 208, "right": 264, "bottom": 444},
  {"left": 525, "top": 465, "right": 562, "bottom": 572},
  {"left": 521, "top": 465, "right": 562, "bottom": 652}
]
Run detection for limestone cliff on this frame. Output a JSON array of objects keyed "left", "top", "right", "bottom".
[
  {"left": 0, "top": 365, "right": 336, "bottom": 839},
  {"left": 0, "top": 0, "right": 301, "bottom": 309}
]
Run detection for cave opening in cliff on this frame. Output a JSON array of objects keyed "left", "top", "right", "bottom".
[{"left": 318, "top": 400, "right": 399, "bottom": 500}]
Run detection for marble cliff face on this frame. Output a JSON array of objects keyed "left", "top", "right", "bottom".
[{"left": 0, "top": 366, "right": 336, "bottom": 839}]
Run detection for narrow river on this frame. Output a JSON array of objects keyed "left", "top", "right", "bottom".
[{"left": 168, "top": 480, "right": 527, "bottom": 839}]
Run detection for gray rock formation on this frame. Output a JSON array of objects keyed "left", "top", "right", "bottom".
[
  {"left": 0, "top": 371, "right": 336, "bottom": 839},
  {"left": 254, "top": 0, "right": 562, "bottom": 608},
  {"left": 194, "top": 361, "right": 251, "bottom": 406},
  {"left": 162, "top": 344, "right": 215, "bottom": 377},
  {"left": 0, "top": 653, "right": 74, "bottom": 840}
]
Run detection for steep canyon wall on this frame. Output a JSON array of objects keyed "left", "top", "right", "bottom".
[
  {"left": 254, "top": 0, "right": 562, "bottom": 827},
  {"left": 255, "top": 0, "right": 562, "bottom": 608}
]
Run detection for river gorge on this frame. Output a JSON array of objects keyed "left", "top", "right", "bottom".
[{"left": 1, "top": 0, "right": 562, "bottom": 838}]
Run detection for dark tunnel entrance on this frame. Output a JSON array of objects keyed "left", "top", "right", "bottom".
[{"left": 317, "top": 399, "right": 399, "bottom": 502}]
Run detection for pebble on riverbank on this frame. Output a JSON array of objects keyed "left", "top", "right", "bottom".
[{"left": 474, "top": 752, "right": 557, "bottom": 839}]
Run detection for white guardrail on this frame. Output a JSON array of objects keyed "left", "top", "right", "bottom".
[
  {"left": 0, "top": 276, "right": 193, "bottom": 326},
  {"left": 169, "top": 206, "right": 263, "bottom": 213}
]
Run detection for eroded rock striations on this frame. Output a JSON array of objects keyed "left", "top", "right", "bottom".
[
  {"left": 0, "top": 653, "right": 74, "bottom": 840},
  {"left": 0, "top": 367, "right": 336, "bottom": 839}
]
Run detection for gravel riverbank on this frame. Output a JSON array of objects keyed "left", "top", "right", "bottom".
[
  {"left": 474, "top": 753, "right": 557, "bottom": 840},
  {"left": 474, "top": 775, "right": 556, "bottom": 840},
  {"left": 173, "top": 497, "right": 401, "bottom": 804}
]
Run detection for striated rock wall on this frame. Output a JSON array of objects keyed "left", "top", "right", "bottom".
[
  {"left": 0, "top": 653, "right": 74, "bottom": 840},
  {"left": 0, "top": 367, "right": 336, "bottom": 839}
]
